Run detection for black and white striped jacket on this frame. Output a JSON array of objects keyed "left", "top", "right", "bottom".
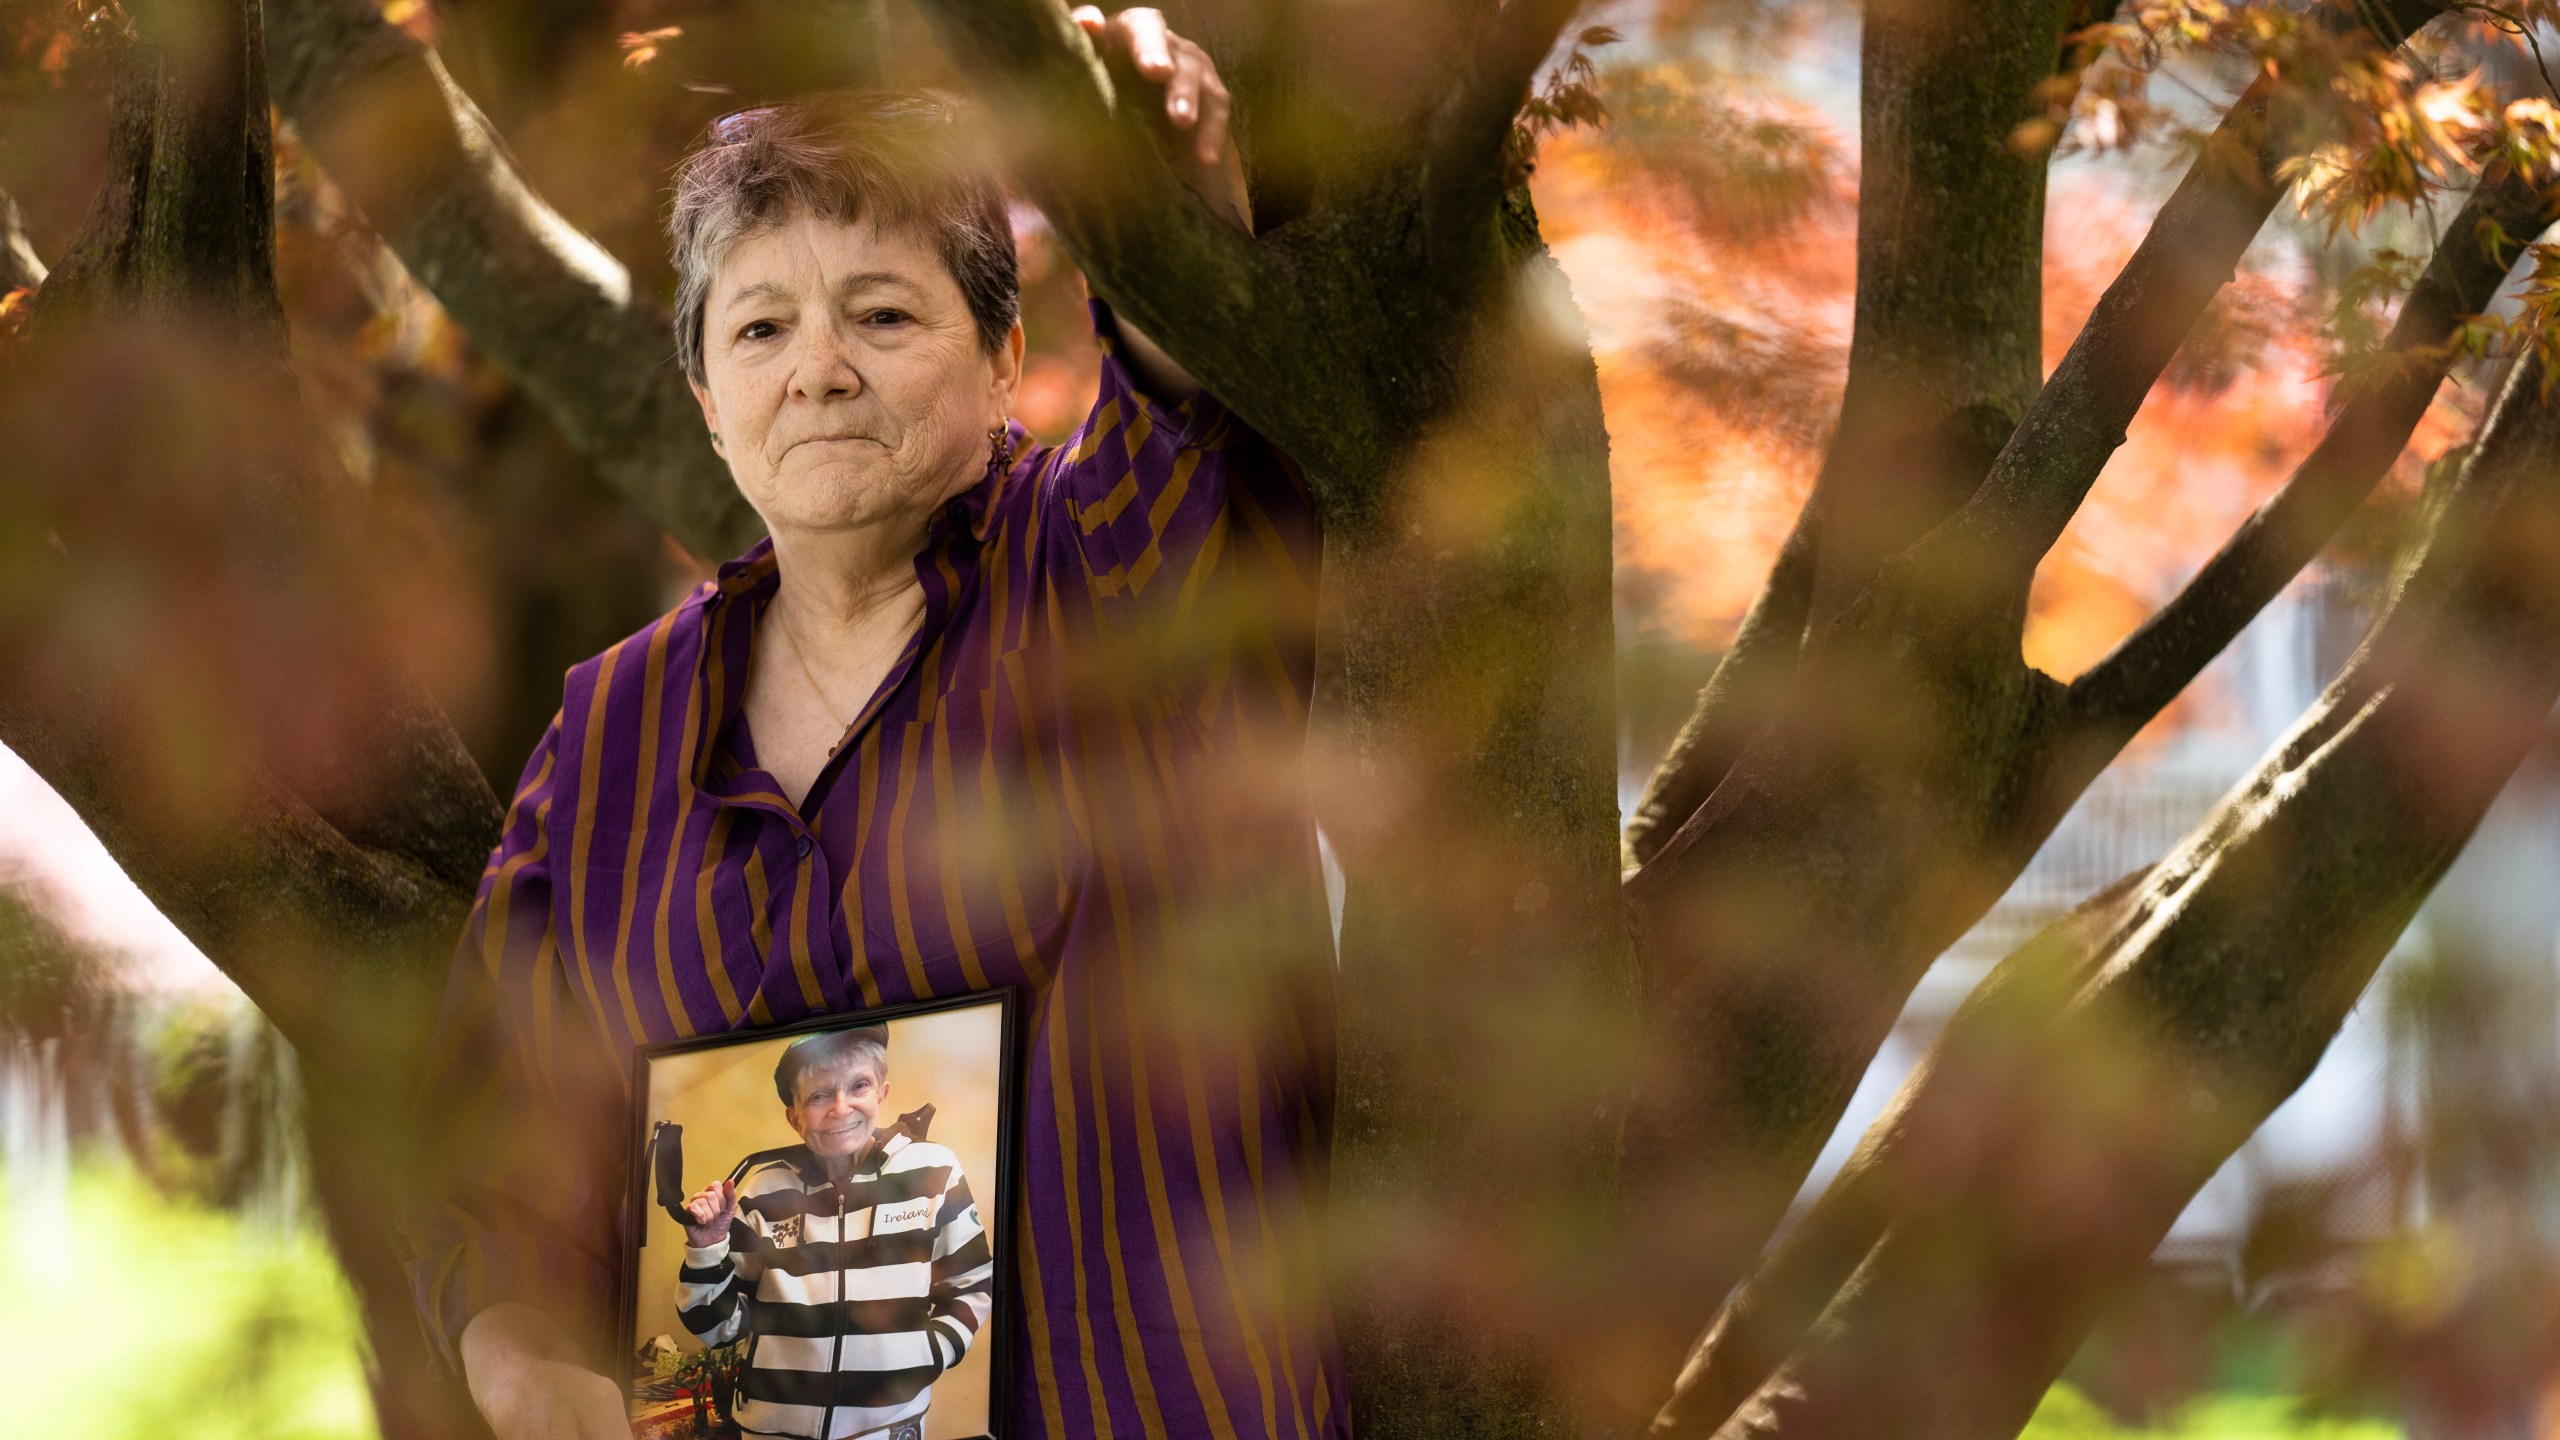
[{"left": 677, "top": 1126, "right": 994, "bottom": 1440}]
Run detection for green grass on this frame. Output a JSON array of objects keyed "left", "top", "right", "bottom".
[
  {"left": 0, "top": 1161, "right": 2409, "bottom": 1440},
  {"left": 2025, "top": 1382, "right": 2404, "bottom": 1440},
  {"left": 0, "top": 1162, "right": 379, "bottom": 1440}
]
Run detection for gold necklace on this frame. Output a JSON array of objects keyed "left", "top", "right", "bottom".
[{"left": 770, "top": 604, "right": 855, "bottom": 752}]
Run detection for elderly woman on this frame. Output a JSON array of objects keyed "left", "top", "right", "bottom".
[{"left": 407, "top": 11, "right": 1343, "bottom": 1439}]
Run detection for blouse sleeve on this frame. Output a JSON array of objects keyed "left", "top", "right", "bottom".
[
  {"left": 401, "top": 716, "right": 629, "bottom": 1377},
  {"left": 1040, "top": 301, "right": 1321, "bottom": 657}
]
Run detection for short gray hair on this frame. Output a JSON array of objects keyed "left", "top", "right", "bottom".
[
  {"left": 669, "top": 93, "right": 1020, "bottom": 386},
  {"left": 775, "top": 1024, "right": 889, "bottom": 1106}
]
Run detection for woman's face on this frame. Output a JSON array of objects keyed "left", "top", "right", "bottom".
[
  {"left": 691, "top": 211, "right": 1022, "bottom": 540},
  {"left": 785, "top": 1055, "right": 887, "bottom": 1159}
]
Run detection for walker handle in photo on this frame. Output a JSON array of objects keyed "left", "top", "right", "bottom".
[{"left": 650, "top": 1121, "right": 690, "bottom": 1227}]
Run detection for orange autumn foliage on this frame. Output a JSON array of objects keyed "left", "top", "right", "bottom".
[
  {"left": 1534, "top": 74, "right": 2483, "bottom": 708},
  {"left": 1534, "top": 98, "right": 1848, "bottom": 645}
]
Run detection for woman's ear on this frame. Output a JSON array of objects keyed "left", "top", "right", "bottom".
[
  {"left": 991, "top": 319, "right": 1026, "bottom": 421},
  {"left": 690, "top": 376, "right": 725, "bottom": 453}
]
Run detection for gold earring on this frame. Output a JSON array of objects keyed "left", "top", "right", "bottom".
[{"left": 988, "top": 422, "right": 1014, "bottom": 470}]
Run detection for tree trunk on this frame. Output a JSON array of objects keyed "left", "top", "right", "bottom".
[
  {"left": 1608, "top": 0, "right": 2076, "bottom": 1390},
  {"left": 1, "top": 3, "right": 493, "bottom": 1435},
  {"left": 1320, "top": 206, "right": 1634, "bottom": 1438}
]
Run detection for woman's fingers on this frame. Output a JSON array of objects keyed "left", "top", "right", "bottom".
[
  {"left": 1193, "top": 69, "right": 1230, "bottom": 165},
  {"left": 682, "top": 1177, "right": 732, "bottom": 1227},
  {"left": 1079, "top": 7, "right": 1234, "bottom": 167},
  {"left": 1164, "top": 44, "right": 1203, "bottom": 129},
  {"left": 1114, "top": 8, "right": 1177, "bottom": 78}
]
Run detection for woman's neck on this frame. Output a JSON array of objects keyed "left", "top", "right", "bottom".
[{"left": 763, "top": 517, "right": 930, "bottom": 656}]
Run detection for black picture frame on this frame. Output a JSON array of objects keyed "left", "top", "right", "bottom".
[{"left": 619, "top": 987, "right": 1022, "bottom": 1440}]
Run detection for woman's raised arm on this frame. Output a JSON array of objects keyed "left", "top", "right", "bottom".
[{"left": 1070, "top": 6, "right": 1251, "bottom": 406}]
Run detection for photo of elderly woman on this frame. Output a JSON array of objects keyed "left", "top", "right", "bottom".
[{"left": 625, "top": 995, "right": 1014, "bottom": 1440}]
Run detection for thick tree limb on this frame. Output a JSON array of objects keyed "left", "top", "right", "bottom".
[
  {"left": 1420, "top": 0, "right": 1584, "bottom": 230},
  {"left": 1647, "top": 180, "right": 2547, "bottom": 1437},
  {"left": 1161, "top": 0, "right": 1324, "bottom": 231},
  {"left": 262, "top": 0, "right": 762, "bottom": 561},
  {"left": 912, "top": 0, "right": 1519, "bottom": 524},
  {"left": 4, "top": 7, "right": 496, "bottom": 1435},
  {"left": 1799, "top": 0, "right": 2075, "bottom": 625},
  {"left": 1713, "top": 336, "right": 2560, "bottom": 1440},
  {"left": 2063, "top": 170, "right": 2555, "bottom": 751},
  {"left": 909, "top": 0, "right": 1356, "bottom": 479},
  {"left": 1621, "top": 517, "right": 1816, "bottom": 869},
  {"left": 925, "top": 9, "right": 1636, "bottom": 1437},
  {"left": 37, "top": 1, "right": 282, "bottom": 338},
  {"left": 1645, "top": 871, "right": 2147, "bottom": 1437}
]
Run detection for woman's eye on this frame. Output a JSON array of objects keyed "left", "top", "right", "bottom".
[
  {"left": 738, "top": 320, "right": 780, "bottom": 342},
  {"left": 864, "top": 308, "right": 911, "bottom": 326}
]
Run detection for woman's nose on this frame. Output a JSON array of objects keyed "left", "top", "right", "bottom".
[{"left": 785, "top": 324, "right": 860, "bottom": 400}]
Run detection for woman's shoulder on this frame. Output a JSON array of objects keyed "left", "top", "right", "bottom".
[
  {"left": 881, "top": 1134, "right": 965, "bottom": 1173},
  {"left": 559, "top": 544, "right": 767, "bottom": 726}
]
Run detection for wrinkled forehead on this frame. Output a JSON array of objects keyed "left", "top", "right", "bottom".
[
  {"left": 709, "top": 209, "right": 952, "bottom": 307},
  {"left": 792, "top": 1052, "right": 885, "bottom": 1104}
]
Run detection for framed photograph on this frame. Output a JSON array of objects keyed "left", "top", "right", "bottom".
[{"left": 621, "top": 989, "right": 1019, "bottom": 1440}]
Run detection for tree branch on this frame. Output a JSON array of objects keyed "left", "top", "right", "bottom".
[
  {"left": 1798, "top": 0, "right": 2076, "bottom": 625},
  {"left": 4, "top": 694, "right": 486, "bottom": 1044},
  {"left": 911, "top": 0, "right": 1399, "bottom": 512},
  {"left": 2062, "top": 168, "right": 2553, "bottom": 748},
  {"left": 1923, "top": 0, "right": 2448, "bottom": 599},
  {"left": 262, "top": 0, "right": 762, "bottom": 561},
  {"left": 1622, "top": 516, "right": 1816, "bottom": 869},
  {"left": 1712, "top": 336, "right": 2560, "bottom": 1440},
  {"left": 1421, "top": 0, "right": 1584, "bottom": 228},
  {"left": 1644, "top": 870, "right": 2148, "bottom": 1437}
]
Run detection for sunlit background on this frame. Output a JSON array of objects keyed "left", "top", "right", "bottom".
[{"left": 4, "top": 0, "right": 2553, "bottom": 1434}]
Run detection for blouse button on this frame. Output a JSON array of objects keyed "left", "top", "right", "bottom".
[{"left": 795, "top": 835, "right": 813, "bottom": 859}]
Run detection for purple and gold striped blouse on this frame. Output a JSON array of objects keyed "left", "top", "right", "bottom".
[{"left": 407, "top": 310, "right": 1348, "bottom": 1439}]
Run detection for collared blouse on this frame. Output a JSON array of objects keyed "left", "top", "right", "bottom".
[{"left": 407, "top": 309, "right": 1347, "bottom": 1440}]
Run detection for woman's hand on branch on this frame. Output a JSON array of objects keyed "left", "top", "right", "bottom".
[
  {"left": 1073, "top": 6, "right": 1230, "bottom": 166},
  {"left": 1066, "top": 6, "right": 1248, "bottom": 404},
  {"left": 1072, "top": 6, "right": 1250, "bottom": 233}
]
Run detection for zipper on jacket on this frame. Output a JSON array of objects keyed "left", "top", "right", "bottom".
[{"left": 821, "top": 1178, "right": 845, "bottom": 1440}]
